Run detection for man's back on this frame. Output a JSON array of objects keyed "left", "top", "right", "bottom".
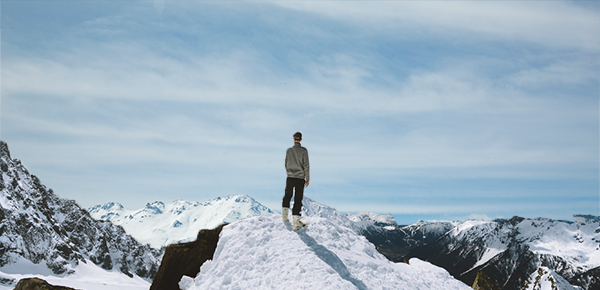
[{"left": 285, "top": 143, "right": 310, "bottom": 182}]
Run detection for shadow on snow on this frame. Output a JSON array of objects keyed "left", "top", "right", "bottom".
[{"left": 285, "top": 222, "right": 368, "bottom": 290}]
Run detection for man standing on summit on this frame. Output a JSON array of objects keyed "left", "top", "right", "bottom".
[{"left": 282, "top": 132, "right": 310, "bottom": 230}]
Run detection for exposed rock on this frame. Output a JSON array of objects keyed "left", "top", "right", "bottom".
[
  {"left": 472, "top": 271, "right": 500, "bottom": 290},
  {"left": 521, "top": 267, "right": 580, "bottom": 290},
  {"left": 569, "top": 266, "right": 599, "bottom": 290},
  {"left": 150, "top": 224, "right": 226, "bottom": 290},
  {"left": 13, "top": 277, "right": 77, "bottom": 290},
  {"left": 0, "top": 141, "right": 10, "bottom": 159},
  {"left": 0, "top": 276, "right": 16, "bottom": 287}
]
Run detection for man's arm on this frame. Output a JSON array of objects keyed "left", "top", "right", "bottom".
[
  {"left": 285, "top": 148, "right": 289, "bottom": 170},
  {"left": 304, "top": 149, "right": 310, "bottom": 187}
]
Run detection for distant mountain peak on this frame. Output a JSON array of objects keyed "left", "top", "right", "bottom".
[{"left": 144, "top": 201, "right": 165, "bottom": 214}]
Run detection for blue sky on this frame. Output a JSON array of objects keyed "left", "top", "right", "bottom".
[{"left": 1, "top": 0, "right": 598, "bottom": 224}]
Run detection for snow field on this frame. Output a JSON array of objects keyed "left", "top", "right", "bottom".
[
  {"left": 520, "top": 219, "right": 600, "bottom": 269},
  {"left": 181, "top": 215, "right": 471, "bottom": 290},
  {"left": 0, "top": 258, "right": 150, "bottom": 290}
]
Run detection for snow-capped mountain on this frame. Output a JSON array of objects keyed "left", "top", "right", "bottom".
[
  {"left": 88, "top": 195, "right": 273, "bottom": 248},
  {"left": 179, "top": 214, "right": 472, "bottom": 290},
  {"left": 407, "top": 216, "right": 600, "bottom": 290},
  {"left": 522, "top": 267, "right": 582, "bottom": 290},
  {"left": 0, "top": 141, "right": 161, "bottom": 290}
]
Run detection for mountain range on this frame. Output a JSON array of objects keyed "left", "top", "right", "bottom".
[
  {"left": 88, "top": 195, "right": 273, "bottom": 248},
  {"left": 1, "top": 139, "right": 598, "bottom": 290},
  {"left": 406, "top": 215, "right": 599, "bottom": 290}
]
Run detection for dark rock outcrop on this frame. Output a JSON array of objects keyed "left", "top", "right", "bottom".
[
  {"left": 472, "top": 271, "right": 500, "bottom": 290},
  {"left": 358, "top": 220, "right": 454, "bottom": 262},
  {"left": 14, "top": 277, "right": 77, "bottom": 290},
  {"left": 0, "top": 141, "right": 10, "bottom": 159},
  {"left": 570, "top": 266, "right": 600, "bottom": 290},
  {"left": 150, "top": 224, "right": 226, "bottom": 290}
]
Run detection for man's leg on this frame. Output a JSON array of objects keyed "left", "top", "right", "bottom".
[
  {"left": 282, "top": 177, "right": 294, "bottom": 209},
  {"left": 291, "top": 178, "right": 304, "bottom": 216}
]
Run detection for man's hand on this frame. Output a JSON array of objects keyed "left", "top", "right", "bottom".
[{"left": 305, "top": 181, "right": 309, "bottom": 188}]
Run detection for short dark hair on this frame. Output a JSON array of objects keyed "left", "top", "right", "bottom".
[{"left": 293, "top": 132, "right": 302, "bottom": 141}]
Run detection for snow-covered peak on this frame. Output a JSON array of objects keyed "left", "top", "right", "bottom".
[
  {"left": 347, "top": 212, "right": 396, "bottom": 225},
  {"left": 143, "top": 201, "right": 165, "bottom": 215},
  {"left": 521, "top": 267, "right": 582, "bottom": 290},
  {"left": 414, "top": 219, "right": 462, "bottom": 227},
  {"left": 301, "top": 197, "right": 343, "bottom": 218},
  {"left": 299, "top": 197, "right": 355, "bottom": 228},
  {"left": 452, "top": 220, "right": 495, "bottom": 236},
  {"left": 180, "top": 215, "right": 472, "bottom": 290},
  {"left": 88, "top": 194, "right": 274, "bottom": 248}
]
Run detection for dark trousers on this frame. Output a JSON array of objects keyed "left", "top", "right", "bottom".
[{"left": 283, "top": 177, "right": 304, "bottom": 216}]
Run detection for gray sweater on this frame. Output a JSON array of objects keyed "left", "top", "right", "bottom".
[{"left": 285, "top": 142, "right": 310, "bottom": 182}]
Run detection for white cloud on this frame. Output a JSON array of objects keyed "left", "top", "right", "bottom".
[{"left": 274, "top": 1, "right": 600, "bottom": 52}]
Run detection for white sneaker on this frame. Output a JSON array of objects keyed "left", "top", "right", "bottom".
[
  {"left": 292, "top": 215, "right": 307, "bottom": 230},
  {"left": 282, "top": 207, "right": 289, "bottom": 222}
]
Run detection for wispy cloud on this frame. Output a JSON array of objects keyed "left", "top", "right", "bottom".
[{"left": 275, "top": 1, "right": 600, "bottom": 52}]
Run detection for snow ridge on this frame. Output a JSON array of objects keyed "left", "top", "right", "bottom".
[{"left": 180, "top": 214, "right": 472, "bottom": 290}]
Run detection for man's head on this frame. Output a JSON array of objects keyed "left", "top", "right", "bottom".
[{"left": 293, "top": 132, "right": 302, "bottom": 142}]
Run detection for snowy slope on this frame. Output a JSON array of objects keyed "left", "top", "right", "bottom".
[
  {"left": 88, "top": 195, "right": 273, "bottom": 248},
  {"left": 521, "top": 267, "right": 582, "bottom": 290},
  {"left": 180, "top": 214, "right": 472, "bottom": 290},
  {"left": 0, "top": 258, "right": 150, "bottom": 290}
]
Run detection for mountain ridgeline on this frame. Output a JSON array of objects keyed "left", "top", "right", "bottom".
[
  {"left": 0, "top": 141, "right": 161, "bottom": 285},
  {"left": 0, "top": 139, "right": 598, "bottom": 290}
]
